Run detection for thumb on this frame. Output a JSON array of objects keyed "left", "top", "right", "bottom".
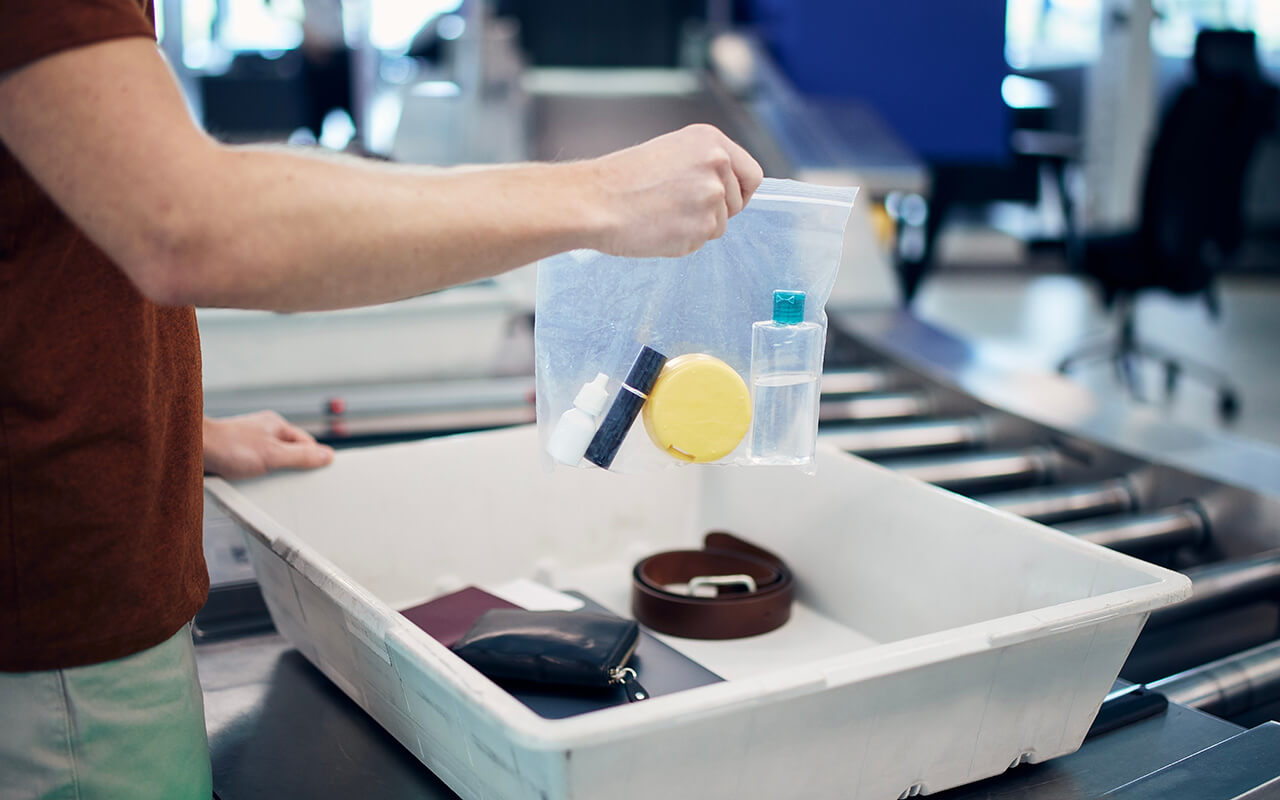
[{"left": 267, "top": 439, "right": 335, "bottom": 472}]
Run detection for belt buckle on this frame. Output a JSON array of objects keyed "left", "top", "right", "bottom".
[{"left": 686, "top": 573, "right": 758, "bottom": 598}]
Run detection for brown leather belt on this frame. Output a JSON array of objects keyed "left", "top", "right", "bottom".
[{"left": 631, "top": 532, "right": 794, "bottom": 639}]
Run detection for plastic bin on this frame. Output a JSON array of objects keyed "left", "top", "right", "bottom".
[{"left": 205, "top": 426, "right": 1190, "bottom": 800}]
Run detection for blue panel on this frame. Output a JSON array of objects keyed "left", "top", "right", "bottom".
[{"left": 753, "top": 0, "right": 1011, "bottom": 163}]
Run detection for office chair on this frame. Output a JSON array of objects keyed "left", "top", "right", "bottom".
[{"left": 1058, "top": 30, "right": 1279, "bottom": 420}]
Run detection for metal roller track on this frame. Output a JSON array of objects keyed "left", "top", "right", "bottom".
[
  {"left": 819, "top": 367, "right": 898, "bottom": 396},
  {"left": 878, "top": 447, "right": 1061, "bottom": 493},
  {"left": 312, "top": 406, "right": 536, "bottom": 441},
  {"left": 1147, "top": 550, "right": 1280, "bottom": 630},
  {"left": 818, "top": 391, "right": 932, "bottom": 424},
  {"left": 975, "top": 477, "right": 1138, "bottom": 525},
  {"left": 1149, "top": 639, "right": 1280, "bottom": 718},
  {"left": 818, "top": 417, "right": 986, "bottom": 458},
  {"left": 1059, "top": 504, "right": 1210, "bottom": 556}
]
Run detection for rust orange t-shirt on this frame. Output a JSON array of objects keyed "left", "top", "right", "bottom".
[{"left": 0, "top": 0, "right": 208, "bottom": 671}]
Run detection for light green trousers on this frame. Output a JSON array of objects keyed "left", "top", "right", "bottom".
[{"left": 0, "top": 624, "right": 212, "bottom": 800}]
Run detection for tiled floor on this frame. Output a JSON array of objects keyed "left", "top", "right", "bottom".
[{"left": 913, "top": 272, "right": 1280, "bottom": 449}]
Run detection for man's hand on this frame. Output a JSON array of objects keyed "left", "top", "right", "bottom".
[
  {"left": 203, "top": 412, "right": 335, "bottom": 480},
  {"left": 586, "top": 124, "right": 766, "bottom": 258}
]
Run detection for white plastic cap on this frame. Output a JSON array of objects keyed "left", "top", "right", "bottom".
[{"left": 573, "top": 373, "right": 610, "bottom": 416}]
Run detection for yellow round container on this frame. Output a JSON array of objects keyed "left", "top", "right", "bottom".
[{"left": 642, "top": 354, "right": 752, "bottom": 463}]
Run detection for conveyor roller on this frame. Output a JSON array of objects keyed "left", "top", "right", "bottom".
[
  {"left": 878, "top": 447, "right": 1061, "bottom": 493},
  {"left": 817, "top": 391, "right": 932, "bottom": 424},
  {"left": 818, "top": 417, "right": 986, "bottom": 458},
  {"left": 1147, "top": 550, "right": 1280, "bottom": 630},
  {"left": 1059, "top": 503, "right": 1209, "bottom": 556},
  {"left": 1149, "top": 639, "right": 1280, "bottom": 718},
  {"left": 819, "top": 367, "right": 897, "bottom": 396},
  {"left": 974, "top": 478, "right": 1138, "bottom": 525}
]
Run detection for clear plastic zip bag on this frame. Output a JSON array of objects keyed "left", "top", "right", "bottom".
[{"left": 535, "top": 178, "right": 858, "bottom": 474}]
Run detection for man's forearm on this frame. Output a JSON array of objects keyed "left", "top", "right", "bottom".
[{"left": 162, "top": 149, "right": 606, "bottom": 310}]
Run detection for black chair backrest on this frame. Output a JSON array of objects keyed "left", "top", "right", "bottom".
[{"left": 1136, "top": 30, "right": 1277, "bottom": 294}]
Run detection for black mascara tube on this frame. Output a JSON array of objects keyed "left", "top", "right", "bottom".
[{"left": 584, "top": 345, "right": 668, "bottom": 469}]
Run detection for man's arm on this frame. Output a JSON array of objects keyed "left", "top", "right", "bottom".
[{"left": 0, "top": 38, "right": 763, "bottom": 312}]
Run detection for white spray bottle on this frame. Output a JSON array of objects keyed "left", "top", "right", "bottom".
[{"left": 547, "top": 373, "right": 611, "bottom": 465}]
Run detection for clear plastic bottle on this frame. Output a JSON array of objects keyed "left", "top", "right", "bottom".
[{"left": 749, "top": 290, "right": 824, "bottom": 465}]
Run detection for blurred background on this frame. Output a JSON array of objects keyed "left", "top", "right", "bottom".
[
  {"left": 180, "top": 0, "right": 1280, "bottom": 449},
  {"left": 191, "top": 7, "right": 1280, "bottom": 784}
]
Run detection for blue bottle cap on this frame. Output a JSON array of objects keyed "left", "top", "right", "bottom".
[{"left": 772, "top": 290, "right": 806, "bottom": 325}]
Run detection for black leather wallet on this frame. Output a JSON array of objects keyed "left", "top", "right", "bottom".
[{"left": 451, "top": 609, "right": 649, "bottom": 702}]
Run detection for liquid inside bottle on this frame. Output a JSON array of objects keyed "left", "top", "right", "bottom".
[{"left": 750, "top": 370, "right": 820, "bottom": 463}]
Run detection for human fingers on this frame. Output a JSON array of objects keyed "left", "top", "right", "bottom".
[
  {"left": 275, "top": 421, "right": 319, "bottom": 445},
  {"left": 710, "top": 190, "right": 729, "bottom": 241},
  {"left": 721, "top": 135, "right": 764, "bottom": 206},
  {"left": 267, "top": 439, "right": 335, "bottom": 472},
  {"left": 685, "top": 126, "right": 745, "bottom": 211},
  {"left": 714, "top": 149, "right": 745, "bottom": 218}
]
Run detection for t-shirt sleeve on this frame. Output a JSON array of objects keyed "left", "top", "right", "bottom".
[{"left": 0, "top": 0, "right": 155, "bottom": 76}]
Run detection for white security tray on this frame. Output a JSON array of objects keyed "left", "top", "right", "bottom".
[{"left": 206, "top": 426, "right": 1189, "bottom": 800}]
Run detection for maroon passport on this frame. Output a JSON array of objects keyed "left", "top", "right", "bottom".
[
  {"left": 399, "top": 587, "right": 519, "bottom": 648},
  {"left": 400, "top": 587, "right": 724, "bottom": 719}
]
